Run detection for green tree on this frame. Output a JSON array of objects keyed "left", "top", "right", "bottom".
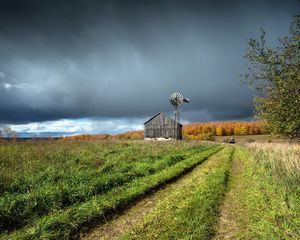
[{"left": 242, "top": 16, "right": 300, "bottom": 138}]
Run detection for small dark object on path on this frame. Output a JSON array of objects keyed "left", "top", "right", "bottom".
[{"left": 228, "top": 138, "right": 235, "bottom": 144}]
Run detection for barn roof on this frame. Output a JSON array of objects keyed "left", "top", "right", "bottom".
[
  {"left": 144, "top": 112, "right": 182, "bottom": 126},
  {"left": 144, "top": 112, "right": 163, "bottom": 124}
]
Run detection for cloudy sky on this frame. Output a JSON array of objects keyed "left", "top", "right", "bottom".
[{"left": 0, "top": 0, "right": 298, "bottom": 136}]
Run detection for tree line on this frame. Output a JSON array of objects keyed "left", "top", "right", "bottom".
[
  {"left": 183, "top": 121, "right": 266, "bottom": 140},
  {"left": 60, "top": 121, "right": 266, "bottom": 141}
]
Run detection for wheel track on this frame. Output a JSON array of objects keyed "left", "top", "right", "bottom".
[{"left": 80, "top": 147, "right": 228, "bottom": 240}]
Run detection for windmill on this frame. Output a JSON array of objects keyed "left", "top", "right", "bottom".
[{"left": 169, "top": 92, "right": 189, "bottom": 139}]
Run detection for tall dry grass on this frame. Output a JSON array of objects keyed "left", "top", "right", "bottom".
[{"left": 247, "top": 142, "right": 300, "bottom": 190}]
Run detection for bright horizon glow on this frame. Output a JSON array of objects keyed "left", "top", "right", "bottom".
[{"left": 2, "top": 118, "right": 144, "bottom": 137}]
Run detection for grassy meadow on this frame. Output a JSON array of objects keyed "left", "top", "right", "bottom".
[
  {"left": 0, "top": 140, "right": 221, "bottom": 239},
  {"left": 0, "top": 140, "right": 299, "bottom": 240},
  {"left": 117, "top": 143, "right": 300, "bottom": 240},
  {"left": 120, "top": 146, "right": 234, "bottom": 240},
  {"left": 218, "top": 144, "right": 300, "bottom": 239}
]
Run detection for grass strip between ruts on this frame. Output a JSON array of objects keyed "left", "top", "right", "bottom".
[
  {"left": 156, "top": 146, "right": 234, "bottom": 239},
  {"left": 3, "top": 146, "right": 222, "bottom": 240}
]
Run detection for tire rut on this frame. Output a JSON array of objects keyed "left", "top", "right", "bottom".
[{"left": 80, "top": 148, "right": 226, "bottom": 240}]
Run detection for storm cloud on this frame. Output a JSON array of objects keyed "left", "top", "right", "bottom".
[{"left": 0, "top": 0, "right": 298, "bottom": 128}]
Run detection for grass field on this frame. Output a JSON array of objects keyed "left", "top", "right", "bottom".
[
  {"left": 215, "top": 144, "right": 300, "bottom": 239},
  {"left": 0, "top": 140, "right": 221, "bottom": 239},
  {"left": 119, "top": 146, "right": 234, "bottom": 240},
  {"left": 0, "top": 140, "right": 299, "bottom": 240}
]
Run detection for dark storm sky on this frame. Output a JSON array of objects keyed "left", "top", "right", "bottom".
[{"left": 0, "top": 0, "right": 298, "bottom": 126}]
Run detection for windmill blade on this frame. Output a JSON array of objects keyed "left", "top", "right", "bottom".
[
  {"left": 183, "top": 98, "right": 190, "bottom": 103},
  {"left": 170, "top": 92, "right": 184, "bottom": 106}
]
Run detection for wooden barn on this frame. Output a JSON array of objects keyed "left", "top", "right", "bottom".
[{"left": 144, "top": 112, "right": 182, "bottom": 140}]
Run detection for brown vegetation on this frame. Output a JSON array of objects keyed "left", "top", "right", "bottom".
[
  {"left": 247, "top": 142, "right": 300, "bottom": 190},
  {"left": 0, "top": 122, "right": 265, "bottom": 142},
  {"left": 183, "top": 121, "right": 266, "bottom": 140},
  {"left": 62, "top": 131, "right": 144, "bottom": 141},
  {"left": 60, "top": 122, "right": 266, "bottom": 141}
]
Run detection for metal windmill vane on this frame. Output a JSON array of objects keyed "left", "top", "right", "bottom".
[{"left": 169, "top": 92, "right": 189, "bottom": 124}]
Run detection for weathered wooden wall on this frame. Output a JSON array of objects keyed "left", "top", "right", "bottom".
[{"left": 144, "top": 112, "right": 182, "bottom": 140}]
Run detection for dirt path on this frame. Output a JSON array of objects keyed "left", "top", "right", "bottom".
[
  {"left": 80, "top": 148, "right": 227, "bottom": 240},
  {"left": 214, "top": 147, "right": 244, "bottom": 240}
]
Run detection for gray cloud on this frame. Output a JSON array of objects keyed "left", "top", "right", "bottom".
[{"left": 0, "top": 0, "right": 298, "bottom": 124}]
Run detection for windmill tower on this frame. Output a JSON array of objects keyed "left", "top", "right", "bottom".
[{"left": 169, "top": 92, "right": 189, "bottom": 139}]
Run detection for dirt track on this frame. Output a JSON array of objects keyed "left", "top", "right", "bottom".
[{"left": 81, "top": 147, "right": 230, "bottom": 240}]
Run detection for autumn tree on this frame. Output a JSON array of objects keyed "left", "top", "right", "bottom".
[
  {"left": 242, "top": 16, "right": 300, "bottom": 138},
  {"left": 216, "top": 127, "right": 225, "bottom": 136}
]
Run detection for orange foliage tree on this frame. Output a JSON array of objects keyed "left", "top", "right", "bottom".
[
  {"left": 183, "top": 121, "right": 266, "bottom": 139},
  {"left": 61, "top": 122, "right": 265, "bottom": 141},
  {"left": 62, "top": 131, "right": 144, "bottom": 141}
]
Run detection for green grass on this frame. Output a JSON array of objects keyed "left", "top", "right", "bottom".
[
  {"left": 0, "top": 140, "right": 221, "bottom": 239},
  {"left": 217, "top": 146, "right": 300, "bottom": 239},
  {"left": 3, "top": 140, "right": 297, "bottom": 240},
  {"left": 120, "top": 146, "right": 234, "bottom": 240},
  {"left": 0, "top": 144, "right": 209, "bottom": 231}
]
